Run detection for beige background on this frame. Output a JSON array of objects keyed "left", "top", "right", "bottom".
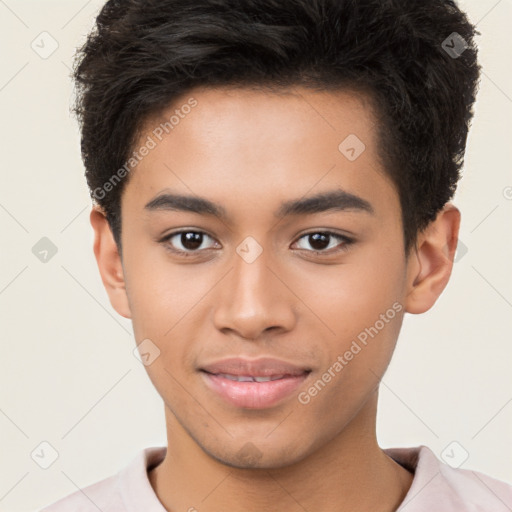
[{"left": 0, "top": 1, "right": 511, "bottom": 510}]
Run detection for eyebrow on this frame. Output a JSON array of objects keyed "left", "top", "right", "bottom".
[{"left": 144, "top": 189, "right": 374, "bottom": 220}]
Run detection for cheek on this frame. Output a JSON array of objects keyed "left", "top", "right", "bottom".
[
  {"left": 294, "top": 247, "right": 406, "bottom": 386},
  {"left": 123, "top": 248, "right": 217, "bottom": 389},
  {"left": 295, "top": 252, "right": 405, "bottom": 411},
  {"left": 294, "top": 254, "right": 405, "bottom": 340},
  {"left": 123, "top": 244, "right": 200, "bottom": 335},
  {"left": 295, "top": 287, "right": 404, "bottom": 424}
]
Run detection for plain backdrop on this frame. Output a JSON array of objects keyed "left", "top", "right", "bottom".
[{"left": 0, "top": 1, "right": 511, "bottom": 510}]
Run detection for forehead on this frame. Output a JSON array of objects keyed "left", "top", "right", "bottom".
[
  {"left": 123, "top": 86, "right": 397, "bottom": 222},
  {"left": 144, "top": 85, "right": 379, "bottom": 157}
]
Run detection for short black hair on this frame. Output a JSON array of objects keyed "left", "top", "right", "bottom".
[{"left": 72, "top": 0, "right": 481, "bottom": 256}]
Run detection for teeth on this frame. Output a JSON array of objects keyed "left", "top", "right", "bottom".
[
  {"left": 254, "top": 376, "right": 273, "bottom": 382},
  {"left": 253, "top": 375, "right": 286, "bottom": 382},
  {"left": 216, "top": 373, "right": 285, "bottom": 382},
  {"left": 233, "top": 375, "right": 254, "bottom": 382}
]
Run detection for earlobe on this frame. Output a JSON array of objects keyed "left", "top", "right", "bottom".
[
  {"left": 404, "top": 204, "right": 461, "bottom": 314},
  {"left": 90, "top": 205, "right": 132, "bottom": 319}
]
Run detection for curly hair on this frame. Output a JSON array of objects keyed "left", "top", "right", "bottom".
[{"left": 72, "top": 0, "right": 481, "bottom": 255}]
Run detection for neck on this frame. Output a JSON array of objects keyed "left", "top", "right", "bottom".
[{"left": 149, "top": 391, "right": 413, "bottom": 512}]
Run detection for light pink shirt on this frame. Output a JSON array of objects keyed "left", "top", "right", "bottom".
[{"left": 39, "top": 445, "right": 512, "bottom": 511}]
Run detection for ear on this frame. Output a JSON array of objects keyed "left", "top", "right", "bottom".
[
  {"left": 89, "top": 205, "right": 132, "bottom": 319},
  {"left": 404, "top": 203, "right": 461, "bottom": 314}
]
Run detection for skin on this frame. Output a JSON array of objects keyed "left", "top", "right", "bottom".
[{"left": 90, "top": 86, "right": 460, "bottom": 512}]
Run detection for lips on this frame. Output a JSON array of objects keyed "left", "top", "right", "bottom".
[
  {"left": 200, "top": 356, "right": 311, "bottom": 378},
  {"left": 214, "top": 373, "right": 287, "bottom": 382},
  {"left": 199, "top": 357, "right": 311, "bottom": 409}
]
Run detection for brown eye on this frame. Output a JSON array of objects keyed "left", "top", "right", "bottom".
[
  {"left": 177, "top": 232, "right": 204, "bottom": 251},
  {"left": 161, "top": 230, "right": 217, "bottom": 255},
  {"left": 294, "top": 231, "right": 353, "bottom": 254}
]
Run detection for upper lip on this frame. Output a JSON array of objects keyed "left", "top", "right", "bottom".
[{"left": 200, "top": 357, "right": 311, "bottom": 378}]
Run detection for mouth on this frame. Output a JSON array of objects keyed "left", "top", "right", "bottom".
[
  {"left": 199, "top": 363, "right": 312, "bottom": 409},
  {"left": 206, "top": 372, "right": 295, "bottom": 382}
]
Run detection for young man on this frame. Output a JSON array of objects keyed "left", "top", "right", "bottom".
[{"left": 40, "top": 0, "right": 512, "bottom": 510}]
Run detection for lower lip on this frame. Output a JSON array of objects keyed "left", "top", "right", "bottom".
[{"left": 200, "top": 371, "right": 309, "bottom": 409}]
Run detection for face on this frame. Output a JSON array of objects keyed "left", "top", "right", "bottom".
[{"left": 93, "top": 86, "right": 453, "bottom": 469}]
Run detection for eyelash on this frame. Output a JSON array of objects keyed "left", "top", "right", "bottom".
[{"left": 159, "top": 229, "right": 354, "bottom": 258}]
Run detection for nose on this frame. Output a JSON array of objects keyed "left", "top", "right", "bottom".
[{"left": 212, "top": 244, "right": 297, "bottom": 341}]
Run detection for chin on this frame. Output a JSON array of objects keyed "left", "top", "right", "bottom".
[{"left": 200, "top": 436, "right": 313, "bottom": 471}]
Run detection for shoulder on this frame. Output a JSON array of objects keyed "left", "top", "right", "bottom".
[{"left": 385, "top": 445, "right": 512, "bottom": 511}]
